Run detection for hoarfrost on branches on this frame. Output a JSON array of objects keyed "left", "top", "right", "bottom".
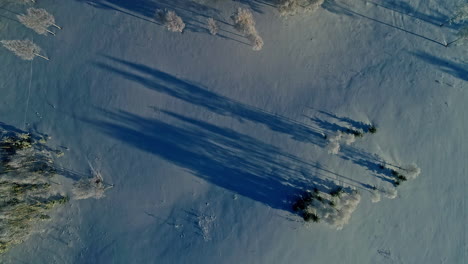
[
  {"left": 156, "top": 9, "right": 185, "bottom": 33},
  {"left": 207, "top": 17, "right": 218, "bottom": 35},
  {"left": 1, "top": 39, "right": 48, "bottom": 60},
  {"left": 17, "top": 8, "right": 61, "bottom": 36},
  {"left": 231, "top": 8, "right": 264, "bottom": 50},
  {"left": 72, "top": 164, "right": 112, "bottom": 200}
]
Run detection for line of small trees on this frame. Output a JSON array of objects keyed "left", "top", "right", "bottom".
[{"left": 154, "top": 7, "right": 263, "bottom": 51}]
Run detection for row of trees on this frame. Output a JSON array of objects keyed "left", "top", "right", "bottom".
[
  {"left": 155, "top": 7, "right": 263, "bottom": 50},
  {"left": 2, "top": 6, "right": 61, "bottom": 61}
]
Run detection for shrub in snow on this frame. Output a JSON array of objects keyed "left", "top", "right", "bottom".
[
  {"left": 326, "top": 141, "right": 340, "bottom": 154},
  {"left": 382, "top": 187, "right": 398, "bottom": 199},
  {"left": 247, "top": 33, "right": 264, "bottom": 51},
  {"left": 368, "top": 125, "right": 377, "bottom": 134},
  {"left": 346, "top": 128, "right": 364, "bottom": 137},
  {"left": 156, "top": 9, "right": 185, "bottom": 33},
  {"left": 207, "top": 18, "right": 218, "bottom": 35},
  {"left": 388, "top": 163, "right": 421, "bottom": 184},
  {"left": 402, "top": 163, "right": 421, "bottom": 180},
  {"left": 231, "top": 8, "right": 264, "bottom": 51},
  {"left": 341, "top": 132, "right": 356, "bottom": 145},
  {"left": 1, "top": 39, "right": 48, "bottom": 60},
  {"left": 17, "top": 8, "right": 61, "bottom": 36},
  {"left": 278, "top": 0, "right": 324, "bottom": 16},
  {"left": 326, "top": 131, "right": 341, "bottom": 154},
  {"left": 72, "top": 163, "right": 112, "bottom": 200},
  {"left": 370, "top": 190, "right": 381, "bottom": 203},
  {"left": 326, "top": 130, "right": 355, "bottom": 154}
]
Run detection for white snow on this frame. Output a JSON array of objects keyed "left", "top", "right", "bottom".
[{"left": 0, "top": 0, "right": 466, "bottom": 263}]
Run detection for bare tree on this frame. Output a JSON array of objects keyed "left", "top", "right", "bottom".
[
  {"left": 17, "top": 8, "right": 61, "bottom": 36},
  {"left": 72, "top": 161, "right": 113, "bottom": 200},
  {"left": 1, "top": 39, "right": 48, "bottom": 60},
  {"left": 231, "top": 8, "right": 264, "bottom": 51},
  {"left": 207, "top": 17, "right": 218, "bottom": 35},
  {"left": 155, "top": 9, "right": 185, "bottom": 33}
]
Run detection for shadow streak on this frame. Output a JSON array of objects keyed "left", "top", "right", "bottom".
[
  {"left": 364, "top": 0, "right": 451, "bottom": 28},
  {"left": 83, "top": 109, "right": 368, "bottom": 211},
  {"left": 322, "top": 0, "right": 447, "bottom": 46},
  {"left": 75, "top": 0, "right": 250, "bottom": 44},
  {"left": 94, "top": 56, "right": 398, "bottom": 188},
  {"left": 94, "top": 56, "right": 327, "bottom": 148},
  {"left": 412, "top": 51, "right": 468, "bottom": 82}
]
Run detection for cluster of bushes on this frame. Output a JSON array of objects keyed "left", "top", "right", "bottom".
[
  {"left": 292, "top": 186, "right": 361, "bottom": 229},
  {"left": 378, "top": 164, "right": 420, "bottom": 187},
  {"left": 326, "top": 124, "right": 376, "bottom": 155},
  {"left": 154, "top": 7, "right": 263, "bottom": 50}
]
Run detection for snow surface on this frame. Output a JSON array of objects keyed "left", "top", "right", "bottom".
[{"left": 0, "top": 0, "right": 467, "bottom": 263}]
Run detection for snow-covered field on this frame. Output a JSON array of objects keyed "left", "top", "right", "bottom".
[{"left": 1, "top": 0, "right": 466, "bottom": 263}]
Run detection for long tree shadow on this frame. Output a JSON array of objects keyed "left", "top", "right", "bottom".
[
  {"left": 412, "top": 51, "right": 468, "bottom": 82},
  {"left": 94, "top": 56, "right": 397, "bottom": 186},
  {"left": 363, "top": 0, "right": 451, "bottom": 28},
  {"left": 94, "top": 56, "right": 327, "bottom": 147},
  {"left": 83, "top": 109, "right": 366, "bottom": 211},
  {"left": 316, "top": 110, "right": 370, "bottom": 131},
  {"left": 322, "top": 0, "right": 448, "bottom": 46}
]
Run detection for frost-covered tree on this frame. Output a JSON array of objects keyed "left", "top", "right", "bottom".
[
  {"left": 325, "top": 130, "right": 357, "bottom": 154},
  {"left": 450, "top": 4, "right": 468, "bottom": 24},
  {"left": 294, "top": 188, "right": 361, "bottom": 229},
  {"left": 231, "top": 8, "right": 264, "bottom": 51},
  {"left": 72, "top": 163, "right": 113, "bottom": 200},
  {"left": 326, "top": 131, "right": 341, "bottom": 154},
  {"left": 155, "top": 9, "right": 185, "bottom": 33},
  {"left": 278, "top": 0, "right": 324, "bottom": 16},
  {"left": 17, "top": 8, "right": 61, "bottom": 36},
  {"left": 207, "top": 17, "right": 218, "bottom": 35},
  {"left": 165, "top": 10, "right": 185, "bottom": 33},
  {"left": 1, "top": 39, "right": 48, "bottom": 60}
]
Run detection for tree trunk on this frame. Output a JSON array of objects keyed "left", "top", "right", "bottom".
[{"left": 34, "top": 53, "right": 49, "bottom": 61}]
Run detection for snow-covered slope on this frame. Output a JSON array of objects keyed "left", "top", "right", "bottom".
[{"left": 1, "top": 0, "right": 466, "bottom": 263}]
